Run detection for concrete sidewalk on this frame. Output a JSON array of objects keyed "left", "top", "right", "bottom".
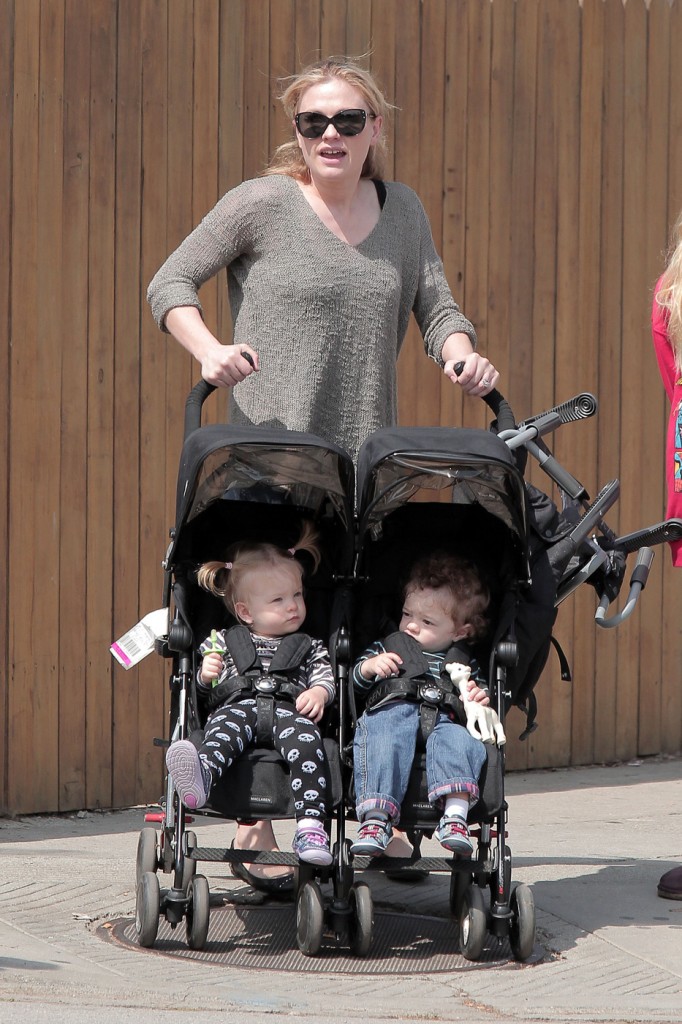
[{"left": 1, "top": 757, "right": 681, "bottom": 1024}]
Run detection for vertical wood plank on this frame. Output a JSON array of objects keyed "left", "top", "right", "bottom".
[
  {"left": 508, "top": 0, "right": 538, "bottom": 426},
  {"left": 0, "top": 0, "right": 14, "bottom": 811},
  {"left": 243, "top": 0, "right": 271, "bottom": 178},
  {"left": 345, "top": 0, "right": 371, "bottom": 59},
  {"left": 637, "top": 0, "right": 671, "bottom": 756},
  {"left": 138, "top": 0, "right": 170, "bottom": 801},
  {"left": 567, "top": 0, "right": 603, "bottom": 766},
  {"left": 217, "top": 0, "right": 245, "bottom": 358},
  {"left": 394, "top": 0, "right": 422, "bottom": 427},
  {"left": 593, "top": 0, "right": 625, "bottom": 765},
  {"left": 8, "top": 0, "right": 57, "bottom": 812},
  {"left": 439, "top": 0, "right": 468, "bottom": 431},
  {"left": 660, "top": 0, "right": 682, "bottom": 756},
  {"left": 85, "top": 0, "right": 117, "bottom": 807},
  {"left": 616, "top": 0, "right": 648, "bottom": 760},
  {"left": 294, "top": 0, "right": 321, "bottom": 66},
  {"left": 60, "top": 0, "right": 90, "bottom": 810},
  {"left": 461, "top": 0, "right": 492, "bottom": 432},
  {"left": 111, "top": 0, "right": 143, "bottom": 809},
  {"left": 269, "top": 0, "right": 295, "bottom": 161},
  {"left": 485, "top": 0, "right": 515, "bottom": 413},
  {"left": 320, "top": 0, "right": 346, "bottom": 56}
]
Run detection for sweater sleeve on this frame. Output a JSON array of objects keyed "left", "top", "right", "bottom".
[
  {"left": 146, "top": 179, "right": 261, "bottom": 331},
  {"left": 410, "top": 194, "right": 477, "bottom": 362}
]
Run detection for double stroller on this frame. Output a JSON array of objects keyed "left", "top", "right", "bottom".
[{"left": 132, "top": 379, "right": 682, "bottom": 962}]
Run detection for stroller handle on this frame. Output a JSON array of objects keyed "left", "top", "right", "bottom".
[
  {"left": 184, "top": 352, "right": 257, "bottom": 439},
  {"left": 452, "top": 361, "right": 516, "bottom": 433},
  {"left": 184, "top": 380, "right": 216, "bottom": 438}
]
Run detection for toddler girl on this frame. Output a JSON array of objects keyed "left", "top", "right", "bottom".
[{"left": 165, "top": 522, "right": 334, "bottom": 866}]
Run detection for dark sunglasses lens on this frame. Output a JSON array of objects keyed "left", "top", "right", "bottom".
[
  {"left": 296, "top": 110, "right": 367, "bottom": 138},
  {"left": 296, "top": 113, "right": 328, "bottom": 138},
  {"left": 334, "top": 110, "right": 366, "bottom": 136}
]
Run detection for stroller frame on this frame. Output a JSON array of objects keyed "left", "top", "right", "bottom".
[{"left": 132, "top": 377, "right": 682, "bottom": 962}]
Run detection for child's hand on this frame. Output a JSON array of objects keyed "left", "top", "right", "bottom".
[
  {"left": 361, "top": 651, "right": 403, "bottom": 680},
  {"left": 200, "top": 651, "right": 224, "bottom": 685},
  {"left": 295, "top": 685, "right": 328, "bottom": 723},
  {"left": 463, "top": 680, "right": 490, "bottom": 706}
]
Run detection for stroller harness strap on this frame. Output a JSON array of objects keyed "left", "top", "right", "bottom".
[
  {"left": 363, "top": 632, "right": 469, "bottom": 722},
  {"left": 203, "top": 625, "right": 312, "bottom": 713}
]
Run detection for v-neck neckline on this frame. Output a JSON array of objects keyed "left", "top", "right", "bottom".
[{"left": 291, "top": 177, "right": 386, "bottom": 251}]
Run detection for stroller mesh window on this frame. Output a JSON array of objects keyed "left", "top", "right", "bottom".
[
  {"left": 187, "top": 444, "right": 351, "bottom": 528},
  {"left": 363, "top": 455, "right": 525, "bottom": 542}
]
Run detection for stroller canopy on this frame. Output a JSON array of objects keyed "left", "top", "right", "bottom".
[
  {"left": 356, "top": 426, "right": 530, "bottom": 581},
  {"left": 168, "top": 424, "right": 355, "bottom": 568}
]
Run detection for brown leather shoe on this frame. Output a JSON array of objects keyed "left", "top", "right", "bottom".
[{"left": 657, "top": 865, "right": 682, "bottom": 900}]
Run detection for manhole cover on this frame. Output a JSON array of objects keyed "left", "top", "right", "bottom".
[{"left": 101, "top": 904, "right": 516, "bottom": 974}]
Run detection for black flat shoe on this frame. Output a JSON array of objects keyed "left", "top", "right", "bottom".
[
  {"left": 657, "top": 865, "right": 682, "bottom": 900},
  {"left": 229, "top": 841, "right": 295, "bottom": 895}
]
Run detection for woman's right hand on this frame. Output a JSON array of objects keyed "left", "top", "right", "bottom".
[
  {"left": 165, "top": 307, "right": 259, "bottom": 388},
  {"left": 201, "top": 343, "right": 260, "bottom": 388}
]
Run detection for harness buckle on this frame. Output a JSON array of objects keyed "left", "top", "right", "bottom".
[
  {"left": 418, "top": 683, "right": 443, "bottom": 705},
  {"left": 254, "top": 677, "right": 279, "bottom": 694}
]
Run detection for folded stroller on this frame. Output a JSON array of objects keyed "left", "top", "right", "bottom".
[{"left": 133, "top": 382, "right": 357, "bottom": 954}]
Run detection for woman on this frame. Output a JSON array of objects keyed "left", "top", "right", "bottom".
[
  {"left": 652, "top": 210, "right": 682, "bottom": 901},
  {"left": 148, "top": 57, "right": 499, "bottom": 891}
]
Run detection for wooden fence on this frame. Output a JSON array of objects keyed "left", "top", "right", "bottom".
[{"left": 2, "top": 0, "right": 681, "bottom": 814}]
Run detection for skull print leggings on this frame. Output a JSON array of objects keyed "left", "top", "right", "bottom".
[{"left": 199, "top": 697, "right": 327, "bottom": 820}]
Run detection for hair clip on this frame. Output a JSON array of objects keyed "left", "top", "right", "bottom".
[
  {"left": 224, "top": 562, "right": 233, "bottom": 570},
  {"left": 288, "top": 548, "right": 296, "bottom": 556}
]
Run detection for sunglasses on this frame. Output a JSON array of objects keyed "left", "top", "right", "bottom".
[{"left": 294, "top": 108, "right": 373, "bottom": 139}]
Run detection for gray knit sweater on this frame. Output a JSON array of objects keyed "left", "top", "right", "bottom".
[{"left": 147, "top": 175, "right": 475, "bottom": 461}]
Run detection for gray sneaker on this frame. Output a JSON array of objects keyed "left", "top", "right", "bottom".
[{"left": 350, "top": 818, "right": 393, "bottom": 856}]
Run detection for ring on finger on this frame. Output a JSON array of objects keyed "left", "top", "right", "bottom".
[{"left": 481, "top": 377, "right": 491, "bottom": 388}]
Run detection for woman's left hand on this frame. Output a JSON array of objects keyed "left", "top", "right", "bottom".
[{"left": 443, "top": 351, "right": 499, "bottom": 395}]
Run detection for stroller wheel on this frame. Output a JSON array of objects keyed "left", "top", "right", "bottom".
[
  {"left": 449, "top": 868, "right": 472, "bottom": 917},
  {"left": 135, "top": 871, "right": 160, "bottom": 948},
  {"left": 458, "top": 883, "right": 487, "bottom": 961},
  {"left": 136, "top": 828, "right": 158, "bottom": 886},
  {"left": 349, "top": 882, "right": 373, "bottom": 958},
  {"left": 509, "top": 883, "right": 535, "bottom": 961},
  {"left": 186, "top": 874, "right": 210, "bottom": 950},
  {"left": 296, "top": 880, "right": 325, "bottom": 957}
]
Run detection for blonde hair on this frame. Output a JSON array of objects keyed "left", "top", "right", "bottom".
[
  {"left": 655, "top": 209, "right": 682, "bottom": 372},
  {"left": 264, "top": 56, "right": 392, "bottom": 183},
  {"left": 197, "top": 521, "right": 321, "bottom": 618}
]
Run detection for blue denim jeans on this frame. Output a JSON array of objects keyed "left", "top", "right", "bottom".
[{"left": 353, "top": 700, "right": 487, "bottom": 824}]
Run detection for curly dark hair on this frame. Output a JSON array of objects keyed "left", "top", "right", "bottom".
[{"left": 404, "top": 551, "right": 490, "bottom": 640}]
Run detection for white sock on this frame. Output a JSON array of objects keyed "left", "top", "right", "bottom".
[
  {"left": 443, "top": 795, "right": 469, "bottom": 821},
  {"left": 297, "top": 817, "right": 325, "bottom": 833}
]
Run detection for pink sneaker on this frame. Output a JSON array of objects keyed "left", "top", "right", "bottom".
[
  {"left": 292, "top": 824, "right": 333, "bottom": 866},
  {"left": 165, "top": 740, "right": 208, "bottom": 809}
]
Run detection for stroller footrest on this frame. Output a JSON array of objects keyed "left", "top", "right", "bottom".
[{"left": 192, "top": 847, "right": 299, "bottom": 867}]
